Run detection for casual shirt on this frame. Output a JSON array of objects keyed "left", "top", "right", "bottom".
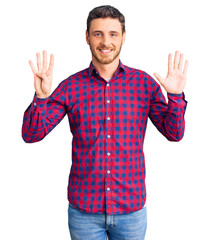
[
  {"left": 105, "top": 78, "right": 111, "bottom": 82},
  {"left": 22, "top": 60, "right": 187, "bottom": 215}
]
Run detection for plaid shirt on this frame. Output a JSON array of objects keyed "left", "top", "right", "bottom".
[{"left": 22, "top": 60, "right": 187, "bottom": 215}]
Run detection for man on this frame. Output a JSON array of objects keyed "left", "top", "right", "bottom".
[{"left": 22, "top": 5, "right": 188, "bottom": 240}]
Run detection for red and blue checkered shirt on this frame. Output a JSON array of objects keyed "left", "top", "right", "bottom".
[{"left": 22, "top": 60, "right": 187, "bottom": 215}]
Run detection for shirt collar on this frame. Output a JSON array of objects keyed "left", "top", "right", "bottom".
[{"left": 88, "top": 59, "right": 127, "bottom": 77}]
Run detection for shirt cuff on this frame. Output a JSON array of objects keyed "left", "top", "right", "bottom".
[
  {"left": 167, "top": 92, "right": 188, "bottom": 106},
  {"left": 31, "top": 92, "right": 49, "bottom": 112}
]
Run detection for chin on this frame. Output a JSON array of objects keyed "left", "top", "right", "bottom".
[
  {"left": 99, "top": 59, "right": 114, "bottom": 64},
  {"left": 94, "top": 54, "right": 120, "bottom": 65}
]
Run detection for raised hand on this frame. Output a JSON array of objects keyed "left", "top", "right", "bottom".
[
  {"left": 29, "top": 50, "right": 54, "bottom": 98},
  {"left": 153, "top": 50, "right": 189, "bottom": 94}
]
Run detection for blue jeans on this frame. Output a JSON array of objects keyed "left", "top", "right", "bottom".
[{"left": 68, "top": 202, "right": 147, "bottom": 240}]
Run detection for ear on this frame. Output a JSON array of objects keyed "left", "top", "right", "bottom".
[
  {"left": 122, "top": 30, "right": 126, "bottom": 45},
  {"left": 86, "top": 30, "right": 90, "bottom": 45}
]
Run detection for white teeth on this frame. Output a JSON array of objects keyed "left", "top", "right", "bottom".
[{"left": 100, "top": 49, "right": 111, "bottom": 52}]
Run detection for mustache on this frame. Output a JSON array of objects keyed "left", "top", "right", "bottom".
[{"left": 97, "top": 45, "right": 114, "bottom": 50}]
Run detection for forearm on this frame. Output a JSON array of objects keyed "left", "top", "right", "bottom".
[
  {"left": 22, "top": 93, "right": 49, "bottom": 143},
  {"left": 22, "top": 81, "right": 67, "bottom": 143},
  {"left": 151, "top": 92, "right": 187, "bottom": 141}
]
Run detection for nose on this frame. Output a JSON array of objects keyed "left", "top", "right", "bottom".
[{"left": 101, "top": 34, "right": 111, "bottom": 46}]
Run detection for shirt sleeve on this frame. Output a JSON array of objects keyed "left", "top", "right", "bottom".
[
  {"left": 148, "top": 77, "right": 188, "bottom": 141},
  {"left": 22, "top": 80, "right": 67, "bottom": 143}
]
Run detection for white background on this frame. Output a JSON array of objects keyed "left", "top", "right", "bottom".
[{"left": 0, "top": 0, "right": 209, "bottom": 239}]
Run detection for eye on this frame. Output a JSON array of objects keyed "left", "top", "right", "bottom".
[
  {"left": 94, "top": 33, "right": 101, "bottom": 37},
  {"left": 111, "top": 33, "right": 117, "bottom": 37}
]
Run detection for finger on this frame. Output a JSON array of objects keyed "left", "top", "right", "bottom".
[
  {"left": 174, "top": 50, "right": 179, "bottom": 69},
  {"left": 153, "top": 73, "right": 165, "bottom": 86},
  {"left": 168, "top": 53, "right": 172, "bottom": 74},
  {"left": 178, "top": 53, "right": 184, "bottom": 70},
  {"left": 183, "top": 60, "right": 189, "bottom": 77},
  {"left": 36, "top": 52, "right": 41, "bottom": 71},
  {"left": 43, "top": 50, "right": 47, "bottom": 71},
  {"left": 48, "top": 54, "right": 54, "bottom": 73},
  {"left": 36, "top": 72, "right": 47, "bottom": 82},
  {"left": 29, "top": 60, "right": 37, "bottom": 74}
]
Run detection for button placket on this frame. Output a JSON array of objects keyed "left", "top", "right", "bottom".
[{"left": 105, "top": 82, "right": 112, "bottom": 212}]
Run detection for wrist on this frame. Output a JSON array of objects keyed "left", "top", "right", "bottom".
[
  {"left": 167, "top": 91, "right": 183, "bottom": 94},
  {"left": 36, "top": 92, "right": 50, "bottom": 99}
]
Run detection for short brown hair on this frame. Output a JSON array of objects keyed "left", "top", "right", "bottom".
[{"left": 87, "top": 5, "right": 125, "bottom": 34}]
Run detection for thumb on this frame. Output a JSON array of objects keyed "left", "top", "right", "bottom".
[
  {"left": 153, "top": 73, "right": 165, "bottom": 86},
  {"left": 36, "top": 72, "right": 47, "bottom": 80}
]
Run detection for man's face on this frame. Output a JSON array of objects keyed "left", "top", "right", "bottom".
[{"left": 86, "top": 18, "right": 126, "bottom": 65}]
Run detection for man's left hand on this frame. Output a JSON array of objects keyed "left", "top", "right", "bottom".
[{"left": 153, "top": 50, "right": 189, "bottom": 94}]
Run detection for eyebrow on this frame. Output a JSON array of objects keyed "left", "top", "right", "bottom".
[{"left": 92, "top": 30, "right": 119, "bottom": 34}]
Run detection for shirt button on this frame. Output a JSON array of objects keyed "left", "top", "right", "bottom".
[
  {"left": 107, "top": 135, "right": 111, "bottom": 138},
  {"left": 107, "top": 100, "right": 110, "bottom": 103},
  {"left": 107, "top": 152, "right": 110, "bottom": 156},
  {"left": 107, "top": 187, "right": 110, "bottom": 191},
  {"left": 107, "top": 117, "right": 110, "bottom": 120},
  {"left": 107, "top": 83, "right": 110, "bottom": 87},
  {"left": 34, "top": 102, "right": 36, "bottom": 106},
  {"left": 107, "top": 170, "right": 110, "bottom": 174}
]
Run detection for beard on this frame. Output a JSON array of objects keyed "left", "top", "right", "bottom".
[{"left": 89, "top": 41, "right": 123, "bottom": 65}]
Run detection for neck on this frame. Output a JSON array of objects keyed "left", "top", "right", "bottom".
[{"left": 92, "top": 57, "right": 120, "bottom": 79}]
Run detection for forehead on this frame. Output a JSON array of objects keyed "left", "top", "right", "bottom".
[{"left": 89, "top": 17, "right": 122, "bottom": 32}]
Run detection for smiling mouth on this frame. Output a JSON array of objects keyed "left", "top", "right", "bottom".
[{"left": 99, "top": 49, "right": 113, "bottom": 54}]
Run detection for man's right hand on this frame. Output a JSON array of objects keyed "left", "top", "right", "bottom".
[{"left": 29, "top": 50, "right": 54, "bottom": 99}]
